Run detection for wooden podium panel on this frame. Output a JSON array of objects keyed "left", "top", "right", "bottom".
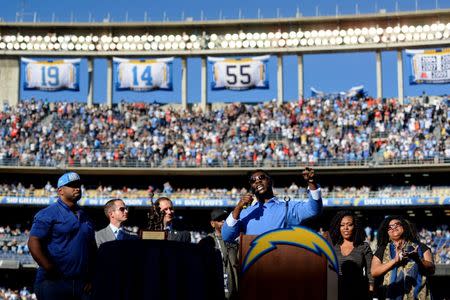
[{"left": 240, "top": 234, "right": 337, "bottom": 300}]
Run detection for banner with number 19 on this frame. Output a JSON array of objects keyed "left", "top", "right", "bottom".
[{"left": 21, "top": 58, "right": 80, "bottom": 91}]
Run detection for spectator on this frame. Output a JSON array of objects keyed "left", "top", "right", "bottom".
[
  {"left": 163, "top": 182, "right": 173, "bottom": 194},
  {"left": 0, "top": 97, "right": 448, "bottom": 169},
  {"left": 371, "top": 216, "right": 435, "bottom": 299}
]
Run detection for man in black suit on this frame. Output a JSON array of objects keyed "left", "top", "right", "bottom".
[
  {"left": 155, "top": 197, "right": 191, "bottom": 242},
  {"left": 199, "top": 209, "right": 239, "bottom": 300},
  {"left": 95, "top": 198, "right": 138, "bottom": 247}
]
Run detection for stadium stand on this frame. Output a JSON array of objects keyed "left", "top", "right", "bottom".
[
  {"left": 2, "top": 181, "right": 450, "bottom": 200},
  {"left": 0, "top": 96, "right": 449, "bottom": 168},
  {"left": 1, "top": 7, "right": 450, "bottom": 300},
  {"left": 0, "top": 286, "right": 35, "bottom": 300}
]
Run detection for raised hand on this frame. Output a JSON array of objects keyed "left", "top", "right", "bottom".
[{"left": 302, "top": 167, "right": 318, "bottom": 190}]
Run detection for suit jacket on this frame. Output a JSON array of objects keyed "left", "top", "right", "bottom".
[
  {"left": 167, "top": 230, "right": 191, "bottom": 243},
  {"left": 199, "top": 234, "right": 239, "bottom": 300},
  {"left": 95, "top": 225, "right": 138, "bottom": 248}
]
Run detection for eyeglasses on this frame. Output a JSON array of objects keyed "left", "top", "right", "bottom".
[
  {"left": 387, "top": 222, "right": 402, "bottom": 231},
  {"left": 117, "top": 207, "right": 128, "bottom": 212},
  {"left": 249, "top": 174, "right": 269, "bottom": 184},
  {"left": 64, "top": 182, "right": 81, "bottom": 189}
]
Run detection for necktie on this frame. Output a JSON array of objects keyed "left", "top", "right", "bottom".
[{"left": 116, "top": 229, "right": 125, "bottom": 240}]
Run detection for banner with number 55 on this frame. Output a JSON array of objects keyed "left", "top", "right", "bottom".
[
  {"left": 21, "top": 58, "right": 80, "bottom": 91},
  {"left": 209, "top": 55, "right": 270, "bottom": 90},
  {"left": 113, "top": 57, "right": 173, "bottom": 91}
]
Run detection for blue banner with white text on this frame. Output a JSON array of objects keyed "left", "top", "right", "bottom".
[
  {"left": 1, "top": 196, "right": 449, "bottom": 208},
  {"left": 113, "top": 57, "right": 173, "bottom": 91},
  {"left": 21, "top": 57, "right": 80, "bottom": 91}
]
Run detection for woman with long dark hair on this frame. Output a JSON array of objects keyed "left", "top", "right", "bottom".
[
  {"left": 371, "top": 216, "right": 435, "bottom": 300},
  {"left": 329, "top": 211, "right": 373, "bottom": 300}
]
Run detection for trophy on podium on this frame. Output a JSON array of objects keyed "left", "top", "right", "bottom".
[{"left": 140, "top": 193, "right": 167, "bottom": 240}]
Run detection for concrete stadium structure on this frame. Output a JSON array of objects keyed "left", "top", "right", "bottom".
[{"left": 0, "top": 9, "right": 449, "bottom": 109}]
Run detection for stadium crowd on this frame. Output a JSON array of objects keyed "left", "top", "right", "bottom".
[
  {"left": 0, "top": 226, "right": 33, "bottom": 265},
  {"left": 1, "top": 181, "right": 450, "bottom": 200},
  {"left": 0, "top": 286, "right": 34, "bottom": 300},
  {"left": 0, "top": 96, "right": 449, "bottom": 168}
]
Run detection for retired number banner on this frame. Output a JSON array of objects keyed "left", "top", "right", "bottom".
[
  {"left": 406, "top": 49, "right": 450, "bottom": 84},
  {"left": 22, "top": 58, "right": 80, "bottom": 91},
  {"left": 209, "top": 55, "right": 269, "bottom": 90},
  {"left": 114, "top": 57, "right": 173, "bottom": 91}
]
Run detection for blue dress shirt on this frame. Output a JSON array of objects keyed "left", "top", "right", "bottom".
[
  {"left": 221, "top": 189, "right": 322, "bottom": 242},
  {"left": 29, "top": 198, "right": 95, "bottom": 283}
]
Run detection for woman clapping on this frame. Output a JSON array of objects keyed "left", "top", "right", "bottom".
[{"left": 371, "top": 216, "right": 435, "bottom": 300}]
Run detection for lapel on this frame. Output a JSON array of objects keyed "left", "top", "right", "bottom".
[{"left": 105, "top": 226, "right": 116, "bottom": 241}]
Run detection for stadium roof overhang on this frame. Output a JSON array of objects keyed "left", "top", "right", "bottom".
[
  {"left": 1, "top": 9, "right": 450, "bottom": 30},
  {"left": 1, "top": 164, "right": 450, "bottom": 176},
  {"left": 1, "top": 9, "right": 450, "bottom": 56}
]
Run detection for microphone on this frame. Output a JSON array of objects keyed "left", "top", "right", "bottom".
[{"left": 241, "top": 193, "right": 255, "bottom": 209}]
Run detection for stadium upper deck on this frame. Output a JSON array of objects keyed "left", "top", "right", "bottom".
[
  {"left": 1, "top": 9, "right": 450, "bottom": 56},
  {"left": 1, "top": 9, "right": 449, "bottom": 108}
]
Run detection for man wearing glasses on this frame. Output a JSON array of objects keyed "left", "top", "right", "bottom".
[
  {"left": 95, "top": 198, "right": 138, "bottom": 247},
  {"left": 222, "top": 168, "right": 322, "bottom": 242},
  {"left": 28, "top": 172, "right": 96, "bottom": 300}
]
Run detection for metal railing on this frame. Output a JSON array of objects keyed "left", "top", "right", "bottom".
[
  {"left": 0, "top": 156, "right": 449, "bottom": 169},
  {"left": 1, "top": 188, "right": 449, "bottom": 200}
]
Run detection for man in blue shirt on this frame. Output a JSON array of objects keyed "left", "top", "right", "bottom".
[
  {"left": 28, "top": 172, "right": 96, "bottom": 300},
  {"left": 222, "top": 168, "right": 322, "bottom": 242}
]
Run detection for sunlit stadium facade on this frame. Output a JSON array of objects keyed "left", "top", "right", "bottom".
[{"left": 1, "top": 9, "right": 450, "bottom": 108}]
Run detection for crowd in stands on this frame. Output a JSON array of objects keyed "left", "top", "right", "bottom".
[
  {"left": 419, "top": 226, "right": 450, "bottom": 264},
  {"left": 0, "top": 182, "right": 450, "bottom": 199},
  {"left": 1, "top": 181, "right": 450, "bottom": 200},
  {"left": 1, "top": 96, "right": 449, "bottom": 168},
  {"left": 0, "top": 226, "right": 33, "bottom": 266},
  {"left": 0, "top": 287, "right": 34, "bottom": 300}
]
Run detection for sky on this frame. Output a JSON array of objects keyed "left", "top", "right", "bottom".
[{"left": 2, "top": 0, "right": 450, "bottom": 104}]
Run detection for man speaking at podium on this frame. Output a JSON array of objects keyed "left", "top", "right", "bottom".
[{"left": 222, "top": 168, "right": 322, "bottom": 242}]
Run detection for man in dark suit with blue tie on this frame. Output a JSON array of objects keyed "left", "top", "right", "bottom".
[
  {"left": 95, "top": 199, "right": 138, "bottom": 248},
  {"left": 155, "top": 197, "right": 191, "bottom": 243}
]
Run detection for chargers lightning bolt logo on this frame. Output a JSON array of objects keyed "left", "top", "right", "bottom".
[{"left": 242, "top": 226, "right": 339, "bottom": 274}]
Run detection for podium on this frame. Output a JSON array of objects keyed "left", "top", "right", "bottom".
[
  {"left": 93, "top": 240, "right": 224, "bottom": 300},
  {"left": 239, "top": 234, "right": 338, "bottom": 300}
]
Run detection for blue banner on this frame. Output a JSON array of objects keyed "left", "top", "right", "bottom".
[
  {"left": 21, "top": 58, "right": 80, "bottom": 91},
  {"left": 1, "top": 196, "right": 449, "bottom": 208},
  {"left": 113, "top": 57, "right": 173, "bottom": 91},
  {"left": 209, "top": 55, "right": 270, "bottom": 90}
]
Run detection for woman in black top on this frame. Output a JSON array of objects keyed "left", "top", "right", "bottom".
[
  {"left": 371, "top": 216, "right": 435, "bottom": 300},
  {"left": 329, "top": 211, "right": 374, "bottom": 300}
]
